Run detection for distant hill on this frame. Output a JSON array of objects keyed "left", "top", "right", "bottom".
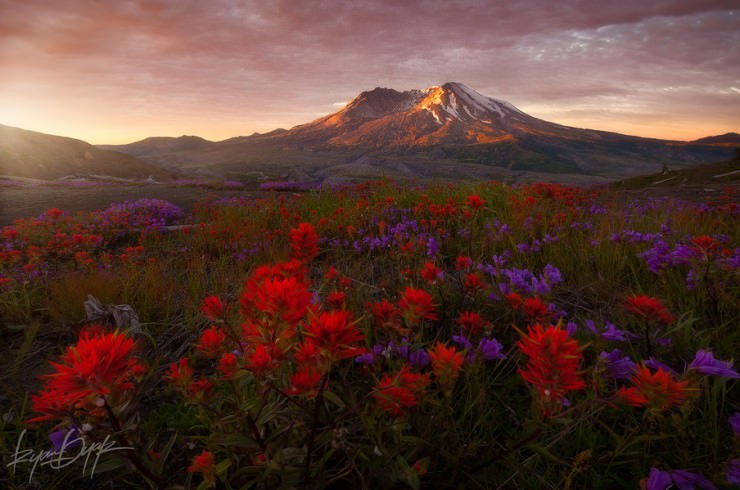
[
  {"left": 0, "top": 124, "right": 177, "bottom": 180},
  {"left": 104, "top": 82, "right": 735, "bottom": 184},
  {"left": 612, "top": 158, "right": 739, "bottom": 201},
  {"left": 691, "top": 132, "right": 740, "bottom": 146}
]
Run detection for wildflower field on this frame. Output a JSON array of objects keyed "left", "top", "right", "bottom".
[{"left": 0, "top": 180, "right": 738, "bottom": 489}]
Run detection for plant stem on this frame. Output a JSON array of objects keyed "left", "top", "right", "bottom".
[
  {"left": 302, "top": 373, "right": 329, "bottom": 486},
  {"left": 104, "top": 399, "right": 167, "bottom": 489},
  {"left": 469, "top": 425, "right": 544, "bottom": 474}
]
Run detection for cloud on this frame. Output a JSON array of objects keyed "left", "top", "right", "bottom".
[{"left": 0, "top": 0, "right": 737, "bottom": 142}]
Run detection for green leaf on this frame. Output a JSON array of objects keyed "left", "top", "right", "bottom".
[
  {"left": 526, "top": 443, "right": 569, "bottom": 466},
  {"left": 322, "top": 390, "right": 346, "bottom": 409}
]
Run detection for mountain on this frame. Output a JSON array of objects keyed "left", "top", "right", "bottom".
[
  {"left": 105, "top": 82, "right": 736, "bottom": 183},
  {"left": 0, "top": 124, "right": 177, "bottom": 181}
]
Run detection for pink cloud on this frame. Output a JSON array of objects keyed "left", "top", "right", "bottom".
[{"left": 0, "top": 0, "right": 737, "bottom": 142}]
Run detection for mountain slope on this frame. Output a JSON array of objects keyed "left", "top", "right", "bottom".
[
  {"left": 103, "top": 82, "right": 736, "bottom": 183},
  {"left": 0, "top": 124, "right": 177, "bottom": 180}
]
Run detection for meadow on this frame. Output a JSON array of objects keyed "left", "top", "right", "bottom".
[{"left": 0, "top": 180, "right": 738, "bottom": 489}]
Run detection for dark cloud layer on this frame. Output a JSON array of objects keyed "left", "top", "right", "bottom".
[{"left": 0, "top": 0, "right": 738, "bottom": 142}]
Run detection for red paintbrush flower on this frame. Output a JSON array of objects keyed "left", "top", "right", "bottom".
[
  {"left": 240, "top": 275, "right": 312, "bottom": 326},
  {"left": 367, "top": 299, "right": 403, "bottom": 334},
  {"left": 517, "top": 324, "right": 586, "bottom": 410},
  {"left": 523, "top": 297, "right": 550, "bottom": 321},
  {"left": 246, "top": 343, "right": 276, "bottom": 375},
  {"left": 505, "top": 292, "right": 523, "bottom": 310},
  {"left": 455, "top": 255, "right": 473, "bottom": 271},
  {"left": 27, "top": 329, "right": 143, "bottom": 423},
  {"left": 456, "top": 311, "right": 489, "bottom": 336},
  {"left": 164, "top": 358, "right": 193, "bottom": 390},
  {"left": 624, "top": 295, "right": 675, "bottom": 325},
  {"left": 218, "top": 352, "right": 239, "bottom": 379},
  {"left": 615, "top": 365, "right": 689, "bottom": 411},
  {"left": 428, "top": 342, "right": 464, "bottom": 387},
  {"left": 326, "top": 291, "right": 347, "bottom": 310},
  {"left": 196, "top": 325, "right": 227, "bottom": 358},
  {"left": 691, "top": 235, "right": 719, "bottom": 257},
  {"left": 420, "top": 261, "right": 443, "bottom": 284},
  {"left": 289, "top": 222, "right": 319, "bottom": 262},
  {"left": 303, "top": 310, "right": 365, "bottom": 362},
  {"left": 201, "top": 296, "right": 224, "bottom": 320},
  {"left": 286, "top": 365, "right": 324, "bottom": 398},
  {"left": 464, "top": 273, "right": 485, "bottom": 293},
  {"left": 398, "top": 287, "right": 438, "bottom": 325},
  {"left": 467, "top": 194, "right": 485, "bottom": 209},
  {"left": 188, "top": 450, "right": 216, "bottom": 485},
  {"left": 373, "top": 365, "right": 430, "bottom": 417}
]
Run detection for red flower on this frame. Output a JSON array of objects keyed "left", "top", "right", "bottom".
[
  {"left": 201, "top": 296, "right": 224, "bottom": 320},
  {"left": 188, "top": 450, "right": 216, "bottom": 485},
  {"left": 326, "top": 291, "right": 347, "bottom": 309},
  {"left": 218, "top": 352, "right": 239, "bottom": 379},
  {"left": 467, "top": 194, "right": 485, "bottom": 209},
  {"left": 294, "top": 341, "right": 322, "bottom": 366},
  {"left": 420, "top": 261, "right": 443, "bottom": 283},
  {"left": 464, "top": 273, "right": 485, "bottom": 293},
  {"left": 246, "top": 344, "right": 275, "bottom": 375},
  {"left": 455, "top": 255, "right": 473, "bottom": 270},
  {"left": 398, "top": 287, "right": 438, "bottom": 325},
  {"left": 505, "top": 292, "right": 523, "bottom": 310},
  {"left": 286, "top": 366, "right": 324, "bottom": 398},
  {"left": 240, "top": 275, "right": 312, "bottom": 326},
  {"left": 303, "top": 310, "right": 365, "bottom": 362},
  {"left": 523, "top": 297, "right": 550, "bottom": 321},
  {"left": 517, "top": 324, "right": 585, "bottom": 412},
  {"left": 28, "top": 329, "right": 143, "bottom": 423},
  {"left": 325, "top": 266, "right": 340, "bottom": 280},
  {"left": 624, "top": 295, "right": 675, "bottom": 325},
  {"left": 164, "top": 358, "right": 193, "bottom": 390},
  {"left": 428, "top": 342, "right": 465, "bottom": 386},
  {"left": 691, "top": 235, "right": 719, "bottom": 257},
  {"left": 187, "top": 378, "right": 215, "bottom": 401},
  {"left": 367, "top": 299, "right": 403, "bottom": 334},
  {"left": 616, "top": 365, "right": 689, "bottom": 411},
  {"left": 289, "top": 222, "right": 319, "bottom": 262},
  {"left": 196, "top": 326, "right": 227, "bottom": 358},
  {"left": 373, "top": 365, "right": 430, "bottom": 417},
  {"left": 456, "top": 311, "right": 488, "bottom": 336}
]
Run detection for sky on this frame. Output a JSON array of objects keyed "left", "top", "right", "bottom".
[{"left": 1, "top": 0, "right": 739, "bottom": 144}]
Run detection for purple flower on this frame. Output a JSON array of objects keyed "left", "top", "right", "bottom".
[
  {"left": 394, "top": 343, "right": 410, "bottom": 360},
  {"left": 601, "top": 322, "right": 628, "bottom": 342},
  {"left": 599, "top": 349, "right": 636, "bottom": 380},
  {"left": 355, "top": 352, "right": 375, "bottom": 365},
  {"left": 426, "top": 237, "right": 438, "bottom": 258},
  {"left": 648, "top": 468, "right": 717, "bottom": 490},
  {"left": 533, "top": 278, "right": 551, "bottom": 295},
  {"left": 49, "top": 427, "right": 81, "bottom": 452},
  {"left": 409, "top": 349, "right": 430, "bottom": 368},
  {"left": 566, "top": 321, "right": 578, "bottom": 336},
  {"left": 644, "top": 358, "right": 677, "bottom": 375},
  {"left": 730, "top": 413, "right": 740, "bottom": 434},
  {"left": 689, "top": 350, "right": 739, "bottom": 378},
  {"left": 727, "top": 459, "right": 740, "bottom": 485},
  {"left": 647, "top": 468, "right": 672, "bottom": 490},
  {"left": 542, "top": 264, "right": 562, "bottom": 285},
  {"left": 670, "top": 469, "right": 717, "bottom": 489},
  {"left": 452, "top": 334, "right": 473, "bottom": 351},
  {"left": 478, "top": 338, "right": 505, "bottom": 361}
]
